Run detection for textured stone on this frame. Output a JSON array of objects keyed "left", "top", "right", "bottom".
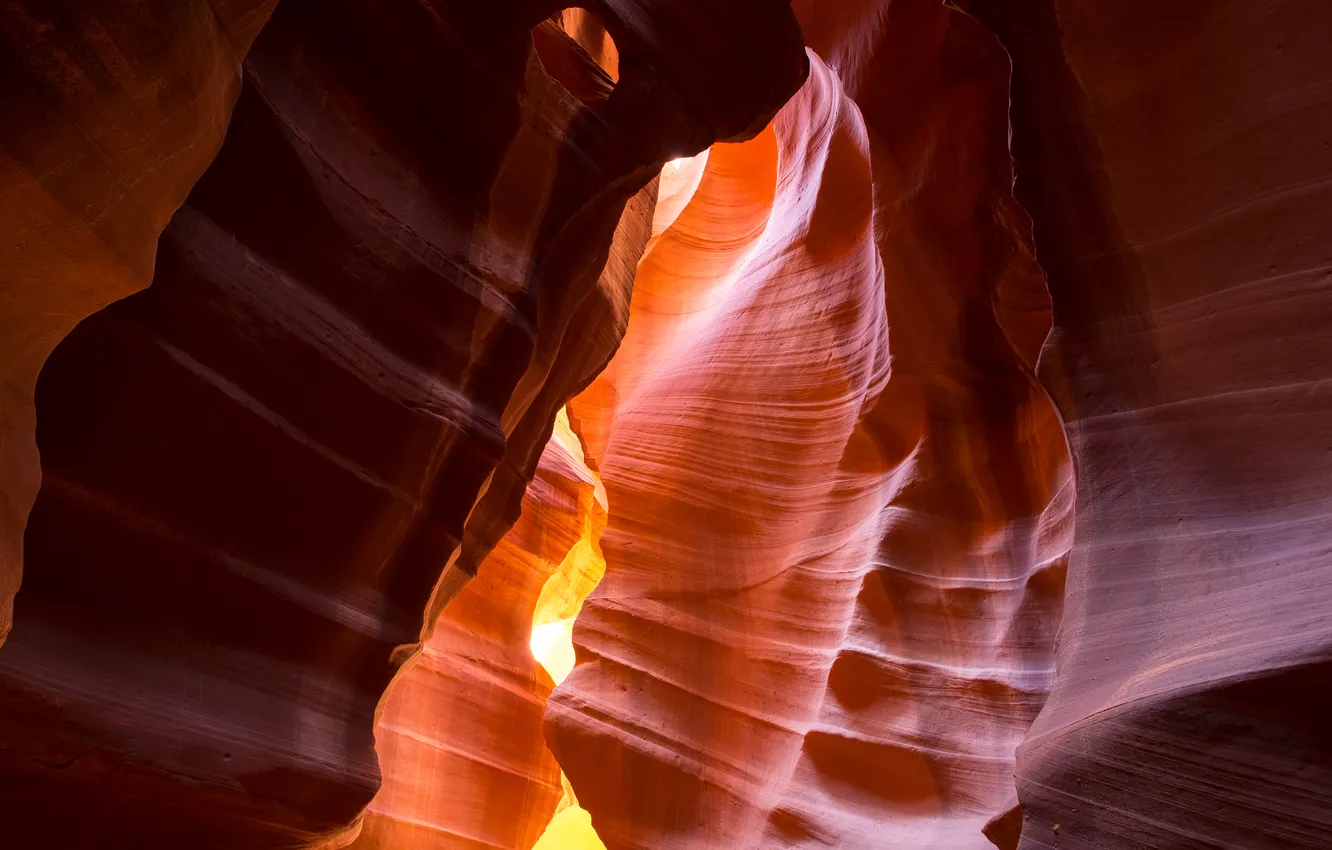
[
  {"left": 955, "top": 1, "right": 1332, "bottom": 846},
  {"left": 4, "top": 1, "right": 1328, "bottom": 847},
  {"left": 548, "top": 28, "right": 1069, "bottom": 846},
  {"left": 0, "top": 0, "right": 280, "bottom": 647},
  {"left": 351, "top": 410, "right": 606, "bottom": 850},
  {"left": 0, "top": 1, "right": 805, "bottom": 846}
]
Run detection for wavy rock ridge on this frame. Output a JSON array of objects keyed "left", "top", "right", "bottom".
[
  {"left": 548, "top": 26, "right": 1071, "bottom": 847},
  {"left": 0, "top": 1, "right": 805, "bottom": 846},
  {"left": 0, "top": 0, "right": 281, "bottom": 646},
  {"left": 352, "top": 409, "right": 607, "bottom": 850},
  {"left": 959, "top": 1, "right": 1332, "bottom": 846},
  {"left": 2, "top": 0, "right": 1331, "bottom": 848}
]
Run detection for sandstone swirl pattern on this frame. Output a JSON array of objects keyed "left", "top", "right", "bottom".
[
  {"left": 548, "top": 41, "right": 1071, "bottom": 849},
  {"left": 959, "top": 1, "right": 1332, "bottom": 846},
  {"left": 0, "top": 0, "right": 281, "bottom": 648},
  {"left": 352, "top": 410, "right": 607, "bottom": 850},
  {"left": 0, "top": 2, "right": 805, "bottom": 846},
  {"left": 3, "top": 1, "right": 1327, "bottom": 848}
]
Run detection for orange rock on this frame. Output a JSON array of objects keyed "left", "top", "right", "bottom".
[
  {"left": 548, "top": 30, "right": 1070, "bottom": 847},
  {"left": 960, "top": 0, "right": 1332, "bottom": 845},
  {"left": 7, "top": 0, "right": 1327, "bottom": 848},
  {"left": 352, "top": 411, "right": 604, "bottom": 850},
  {"left": 0, "top": 1, "right": 805, "bottom": 846},
  {"left": 0, "top": 0, "right": 281, "bottom": 647}
]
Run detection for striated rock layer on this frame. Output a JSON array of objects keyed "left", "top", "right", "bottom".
[
  {"left": 548, "top": 23, "right": 1071, "bottom": 848},
  {"left": 958, "top": 1, "right": 1332, "bottom": 847},
  {"left": 351, "top": 410, "right": 607, "bottom": 850},
  {"left": 7, "top": 1, "right": 1328, "bottom": 848},
  {"left": 0, "top": 1, "right": 806, "bottom": 846},
  {"left": 0, "top": 0, "right": 280, "bottom": 646}
]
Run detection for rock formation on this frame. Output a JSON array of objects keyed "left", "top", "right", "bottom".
[
  {"left": 547, "top": 12, "right": 1070, "bottom": 846},
  {"left": 0, "top": 0, "right": 281, "bottom": 647},
  {"left": 0, "top": 1, "right": 804, "bottom": 846},
  {"left": 351, "top": 410, "right": 607, "bottom": 850},
  {"left": 2, "top": 0, "right": 1330, "bottom": 848},
  {"left": 956, "top": 1, "right": 1332, "bottom": 846}
]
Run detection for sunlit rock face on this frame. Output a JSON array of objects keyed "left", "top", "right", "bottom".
[
  {"left": 0, "top": 0, "right": 280, "bottom": 647},
  {"left": 352, "top": 411, "right": 606, "bottom": 850},
  {"left": 955, "top": 1, "right": 1332, "bottom": 847},
  {"left": 548, "top": 25, "right": 1070, "bottom": 848},
  {"left": 552, "top": 8, "right": 620, "bottom": 82},
  {"left": 3, "top": 0, "right": 1328, "bottom": 848},
  {"left": 0, "top": 1, "right": 805, "bottom": 846}
]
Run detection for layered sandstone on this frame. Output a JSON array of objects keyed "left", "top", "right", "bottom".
[
  {"left": 0, "top": 0, "right": 280, "bottom": 646},
  {"left": 3, "top": 1, "right": 1328, "bottom": 848},
  {"left": 0, "top": 1, "right": 805, "bottom": 846},
  {"left": 548, "top": 24, "right": 1070, "bottom": 847},
  {"left": 351, "top": 410, "right": 606, "bottom": 850},
  {"left": 958, "top": 1, "right": 1332, "bottom": 846}
]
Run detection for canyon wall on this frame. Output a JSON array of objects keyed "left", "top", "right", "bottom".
[
  {"left": 547, "top": 10, "right": 1072, "bottom": 843},
  {"left": 351, "top": 410, "right": 607, "bottom": 850},
  {"left": 0, "top": 1, "right": 805, "bottom": 846},
  {"left": 4, "top": 1, "right": 1330, "bottom": 848},
  {"left": 956, "top": 1, "right": 1332, "bottom": 846},
  {"left": 0, "top": 0, "right": 280, "bottom": 646}
]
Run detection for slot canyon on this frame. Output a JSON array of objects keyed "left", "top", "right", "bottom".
[{"left": 1, "top": 0, "right": 1329, "bottom": 847}]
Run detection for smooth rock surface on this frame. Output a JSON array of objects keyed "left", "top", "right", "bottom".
[
  {"left": 959, "top": 1, "right": 1332, "bottom": 846},
  {"left": 0, "top": 1, "right": 805, "bottom": 846},
  {"left": 5, "top": 0, "right": 1327, "bottom": 848},
  {"left": 548, "top": 34, "right": 1070, "bottom": 847},
  {"left": 0, "top": 0, "right": 280, "bottom": 647},
  {"left": 351, "top": 411, "right": 605, "bottom": 850}
]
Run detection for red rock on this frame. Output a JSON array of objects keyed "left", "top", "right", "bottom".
[
  {"left": 3, "top": 0, "right": 1328, "bottom": 847},
  {"left": 0, "top": 0, "right": 281, "bottom": 647},
  {"left": 959, "top": 0, "right": 1332, "bottom": 846},
  {"left": 0, "top": 1, "right": 805, "bottom": 846},
  {"left": 351, "top": 411, "right": 605, "bottom": 850},
  {"left": 982, "top": 800, "right": 1024, "bottom": 850},
  {"left": 548, "top": 24, "right": 1070, "bottom": 845}
]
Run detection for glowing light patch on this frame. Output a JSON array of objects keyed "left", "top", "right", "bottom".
[
  {"left": 652, "top": 148, "right": 711, "bottom": 237},
  {"left": 529, "top": 405, "right": 610, "bottom": 850},
  {"left": 532, "top": 804, "right": 607, "bottom": 850},
  {"left": 530, "top": 619, "right": 576, "bottom": 685}
]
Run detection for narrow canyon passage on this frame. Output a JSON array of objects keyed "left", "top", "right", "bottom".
[
  {"left": 547, "top": 26, "right": 1071, "bottom": 849},
  {"left": 353, "top": 408, "right": 609, "bottom": 849},
  {"left": 1, "top": 1, "right": 1330, "bottom": 849},
  {"left": 0, "top": 1, "right": 804, "bottom": 845},
  {"left": 364, "top": 22, "right": 1069, "bottom": 846}
]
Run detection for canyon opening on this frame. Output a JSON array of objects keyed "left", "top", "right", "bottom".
[{"left": 1, "top": 2, "right": 1330, "bottom": 849}]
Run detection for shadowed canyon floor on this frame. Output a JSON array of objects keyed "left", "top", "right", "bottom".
[{"left": 1, "top": 1, "right": 1331, "bottom": 848}]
